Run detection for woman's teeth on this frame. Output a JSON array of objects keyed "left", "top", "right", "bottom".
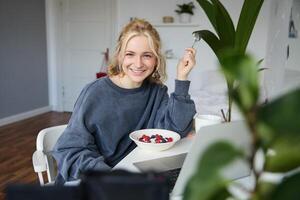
[{"left": 130, "top": 68, "right": 145, "bottom": 73}]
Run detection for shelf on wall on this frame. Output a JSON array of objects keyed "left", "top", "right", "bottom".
[{"left": 153, "top": 23, "right": 200, "bottom": 27}]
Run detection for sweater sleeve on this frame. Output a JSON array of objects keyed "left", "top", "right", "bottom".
[
  {"left": 52, "top": 85, "right": 111, "bottom": 184},
  {"left": 154, "top": 80, "right": 196, "bottom": 137}
]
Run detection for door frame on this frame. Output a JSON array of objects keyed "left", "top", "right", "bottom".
[{"left": 45, "top": 0, "right": 118, "bottom": 111}]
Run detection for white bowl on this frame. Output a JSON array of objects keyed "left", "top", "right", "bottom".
[{"left": 129, "top": 129, "right": 181, "bottom": 152}]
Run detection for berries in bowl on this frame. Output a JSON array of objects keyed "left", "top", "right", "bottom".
[
  {"left": 129, "top": 129, "right": 181, "bottom": 151},
  {"left": 138, "top": 134, "right": 174, "bottom": 143}
]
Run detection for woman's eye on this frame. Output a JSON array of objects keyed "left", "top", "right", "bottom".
[
  {"left": 125, "top": 53, "right": 134, "bottom": 57},
  {"left": 143, "top": 54, "right": 153, "bottom": 58}
]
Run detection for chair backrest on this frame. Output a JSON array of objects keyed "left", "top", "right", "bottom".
[
  {"left": 32, "top": 124, "right": 67, "bottom": 185},
  {"left": 36, "top": 125, "right": 67, "bottom": 152}
]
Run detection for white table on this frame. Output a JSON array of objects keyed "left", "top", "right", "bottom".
[{"left": 67, "top": 134, "right": 255, "bottom": 200}]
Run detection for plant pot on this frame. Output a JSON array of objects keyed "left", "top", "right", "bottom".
[
  {"left": 194, "top": 114, "right": 222, "bottom": 133},
  {"left": 179, "top": 13, "right": 192, "bottom": 23}
]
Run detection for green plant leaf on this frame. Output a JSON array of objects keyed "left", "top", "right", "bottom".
[
  {"left": 196, "top": 0, "right": 235, "bottom": 48},
  {"left": 211, "top": 0, "right": 235, "bottom": 47},
  {"left": 175, "top": 2, "right": 195, "bottom": 15},
  {"left": 264, "top": 136, "right": 300, "bottom": 172},
  {"left": 235, "top": 0, "right": 264, "bottom": 53},
  {"left": 198, "top": 141, "right": 244, "bottom": 174},
  {"left": 196, "top": 0, "right": 218, "bottom": 31},
  {"left": 258, "top": 67, "right": 268, "bottom": 72},
  {"left": 253, "top": 181, "right": 277, "bottom": 200},
  {"left": 192, "top": 30, "right": 223, "bottom": 60},
  {"left": 269, "top": 171, "right": 300, "bottom": 200},
  {"left": 257, "top": 88, "right": 300, "bottom": 138},
  {"left": 258, "top": 89, "right": 300, "bottom": 171},
  {"left": 183, "top": 175, "right": 230, "bottom": 200},
  {"left": 220, "top": 52, "right": 259, "bottom": 112},
  {"left": 257, "top": 58, "right": 264, "bottom": 66},
  {"left": 183, "top": 141, "right": 243, "bottom": 200}
]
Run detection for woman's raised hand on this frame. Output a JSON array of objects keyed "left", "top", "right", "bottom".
[{"left": 177, "top": 48, "right": 196, "bottom": 81}]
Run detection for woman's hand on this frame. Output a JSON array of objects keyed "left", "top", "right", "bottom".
[{"left": 177, "top": 48, "right": 196, "bottom": 81}]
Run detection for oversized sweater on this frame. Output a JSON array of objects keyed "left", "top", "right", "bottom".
[{"left": 52, "top": 77, "right": 196, "bottom": 183}]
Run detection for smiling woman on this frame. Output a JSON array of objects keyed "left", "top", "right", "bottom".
[{"left": 51, "top": 18, "right": 197, "bottom": 184}]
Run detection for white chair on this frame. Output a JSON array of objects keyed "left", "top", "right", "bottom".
[{"left": 32, "top": 124, "right": 67, "bottom": 185}]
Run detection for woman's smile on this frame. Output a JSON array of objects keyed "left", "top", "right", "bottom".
[{"left": 129, "top": 67, "right": 146, "bottom": 74}]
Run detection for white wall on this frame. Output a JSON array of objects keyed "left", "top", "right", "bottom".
[
  {"left": 284, "top": 0, "right": 300, "bottom": 93},
  {"left": 46, "top": 0, "right": 117, "bottom": 112},
  {"left": 0, "top": 0, "right": 50, "bottom": 125},
  {"left": 264, "top": 0, "right": 300, "bottom": 99},
  {"left": 46, "top": 0, "right": 64, "bottom": 111},
  {"left": 287, "top": 0, "right": 300, "bottom": 71}
]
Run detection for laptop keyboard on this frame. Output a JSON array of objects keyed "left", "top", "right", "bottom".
[{"left": 162, "top": 168, "right": 181, "bottom": 192}]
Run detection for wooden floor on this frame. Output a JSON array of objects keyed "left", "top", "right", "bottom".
[{"left": 0, "top": 111, "right": 71, "bottom": 200}]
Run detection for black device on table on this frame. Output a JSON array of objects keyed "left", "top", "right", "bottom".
[{"left": 5, "top": 170, "right": 169, "bottom": 200}]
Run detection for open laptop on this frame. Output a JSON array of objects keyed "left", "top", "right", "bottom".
[{"left": 133, "top": 120, "right": 252, "bottom": 198}]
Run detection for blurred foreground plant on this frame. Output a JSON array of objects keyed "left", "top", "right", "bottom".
[{"left": 184, "top": 52, "right": 300, "bottom": 200}]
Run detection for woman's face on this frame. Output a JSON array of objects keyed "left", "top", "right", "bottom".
[{"left": 119, "top": 35, "right": 157, "bottom": 88}]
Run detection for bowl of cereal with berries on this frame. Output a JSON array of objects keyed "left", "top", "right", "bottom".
[{"left": 129, "top": 129, "right": 181, "bottom": 151}]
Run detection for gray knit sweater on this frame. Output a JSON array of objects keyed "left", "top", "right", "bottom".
[{"left": 52, "top": 77, "right": 196, "bottom": 183}]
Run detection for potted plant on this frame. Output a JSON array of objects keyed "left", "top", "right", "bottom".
[
  {"left": 175, "top": 2, "right": 195, "bottom": 23},
  {"left": 193, "top": 0, "right": 264, "bottom": 122},
  {"left": 184, "top": 51, "right": 300, "bottom": 200}
]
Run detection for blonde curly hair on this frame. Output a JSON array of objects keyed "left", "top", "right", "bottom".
[{"left": 107, "top": 18, "right": 166, "bottom": 84}]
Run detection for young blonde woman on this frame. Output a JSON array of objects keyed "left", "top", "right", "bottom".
[{"left": 53, "top": 18, "right": 197, "bottom": 184}]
